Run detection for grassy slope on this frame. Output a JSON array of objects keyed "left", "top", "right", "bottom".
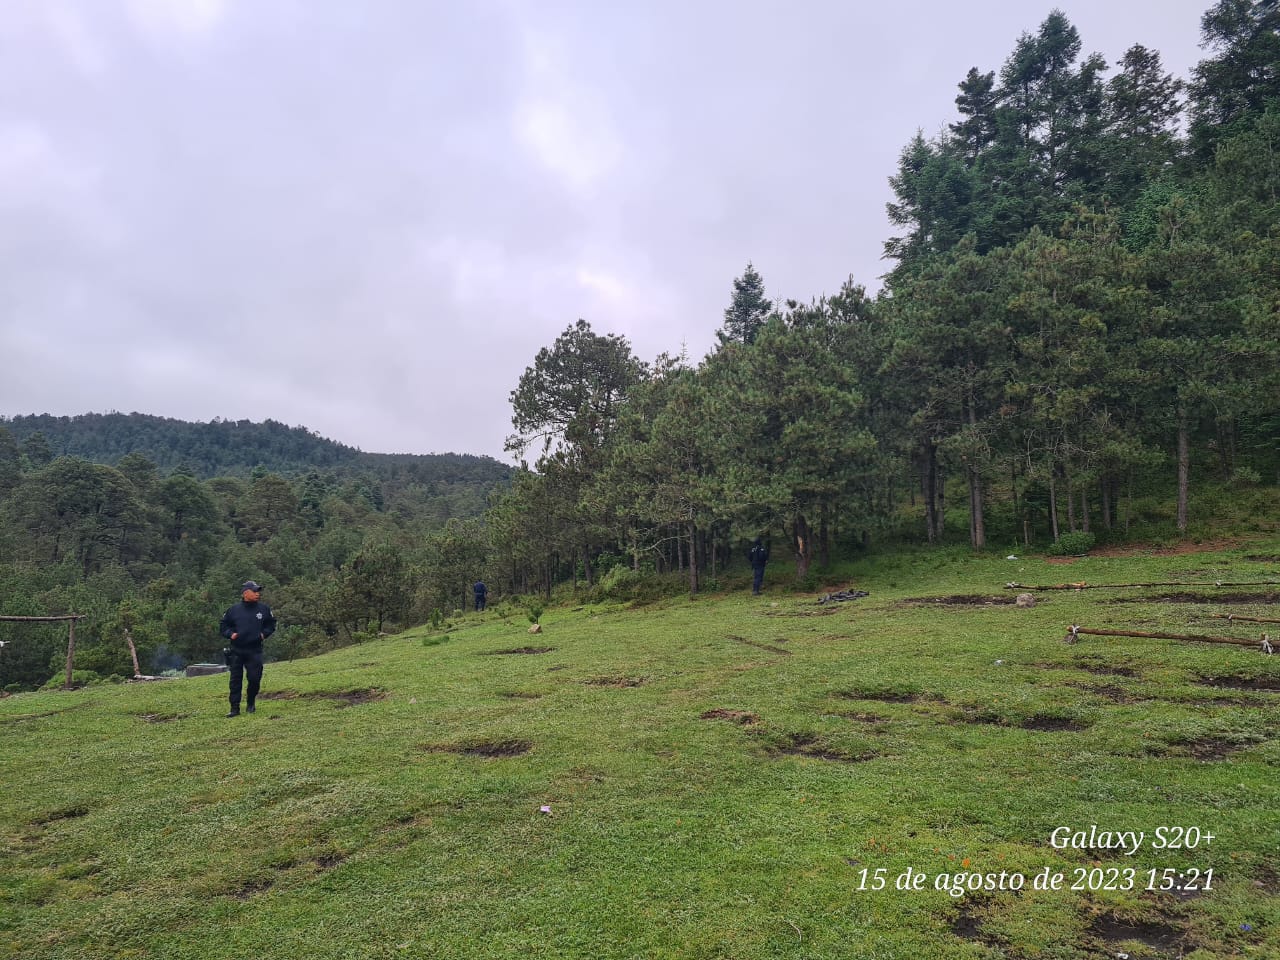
[{"left": 2, "top": 544, "right": 1279, "bottom": 960}]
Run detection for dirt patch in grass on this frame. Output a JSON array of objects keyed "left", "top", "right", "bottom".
[
  {"left": 700, "top": 708, "right": 760, "bottom": 725},
  {"left": 258, "top": 690, "right": 299, "bottom": 700},
  {"left": 1085, "top": 912, "right": 1191, "bottom": 955},
  {"left": 484, "top": 646, "right": 556, "bottom": 655},
  {"left": 1034, "top": 659, "right": 1140, "bottom": 677},
  {"left": 1111, "top": 591, "right": 1280, "bottom": 604},
  {"left": 834, "top": 686, "right": 925, "bottom": 704},
  {"left": 1093, "top": 538, "right": 1243, "bottom": 558},
  {"left": 137, "top": 712, "right": 188, "bottom": 723},
  {"left": 425, "top": 738, "right": 533, "bottom": 758},
  {"left": 313, "top": 852, "right": 346, "bottom": 870},
  {"left": 582, "top": 676, "right": 648, "bottom": 688},
  {"left": 1154, "top": 735, "right": 1253, "bottom": 761},
  {"left": 767, "top": 732, "right": 876, "bottom": 763},
  {"left": 1059, "top": 682, "right": 1146, "bottom": 704},
  {"left": 230, "top": 877, "right": 274, "bottom": 900},
  {"left": 498, "top": 691, "right": 544, "bottom": 699},
  {"left": 1197, "top": 674, "right": 1280, "bottom": 694},
  {"left": 301, "top": 687, "right": 388, "bottom": 707},
  {"left": 897, "top": 594, "right": 1017, "bottom": 606},
  {"left": 1245, "top": 554, "right": 1280, "bottom": 562},
  {"left": 763, "top": 607, "right": 840, "bottom": 617},
  {"left": 725, "top": 634, "right": 791, "bottom": 656},
  {"left": 836, "top": 710, "right": 891, "bottom": 724},
  {"left": 32, "top": 805, "right": 89, "bottom": 825},
  {"left": 950, "top": 708, "right": 1090, "bottom": 731}
]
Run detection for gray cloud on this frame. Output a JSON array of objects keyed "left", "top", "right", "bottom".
[{"left": 1, "top": 0, "right": 1211, "bottom": 459}]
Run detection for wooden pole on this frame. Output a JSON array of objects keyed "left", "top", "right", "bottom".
[
  {"left": 1064, "top": 624, "right": 1270, "bottom": 649},
  {"left": 64, "top": 618, "right": 77, "bottom": 689},
  {"left": 1007, "top": 580, "right": 1279, "bottom": 591}
]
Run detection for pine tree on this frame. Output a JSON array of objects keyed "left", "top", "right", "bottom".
[{"left": 718, "top": 263, "right": 773, "bottom": 346}]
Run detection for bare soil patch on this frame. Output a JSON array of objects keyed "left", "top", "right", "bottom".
[
  {"left": 582, "top": 676, "right": 648, "bottom": 688},
  {"left": 137, "top": 712, "right": 188, "bottom": 723},
  {"left": 32, "top": 805, "right": 89, "bottom": 825},
  {"left": 301, "top": 687, "right": 388, "bottom": 707},
  {"left": 952, "top": 708, "right": 1090, "bottom": 731},
  {"left": 1110, "top": 591, "right": 1280, "bottom": 604},
  {"left": 424, "top": 738, "right": 533, "bottom": 758},
  {"left": 1155, "top": 736, "right": 1253, "bottom": 761},
  {"left": 767, "top": 732, "right": 876, "bottom": 763},
  {"left": 898, "top": 594, "right": 1016, "bottom": 607},
  {"left": 485, "top": 646, "right": 556, "bottom": 655},
  {"left": 1059, "top": 682, "right": 1145, "bottom": 704},
  {"left": 699, "top": 708, "right": 760, "bottom": 725},
  {"left": 836, "top": 710, "right": 891, "bottom": 724},
  {"left": 725, "top": 634, "right": 791, "bottom": 656},
  {"left": 1033, "top": 659, "right": 1140, "bottom": 677},
  {"left": 230, "top": 877, "right": 274, "bottom": 900},
  {"left": 498, "top": 691, "right": 543, "bottom": 700},
  {"left": 1085, "top": 912, "right": 1191, "bottom": 955},
  {"left": 1197, "top": 674, "right": 1280, "bottom": 694},
  {"left": 834, "top": 687, "right": 924, "bottom": 704},
  {"left": 1093, "top": 538, "right": 1242, "bottom": 558}
]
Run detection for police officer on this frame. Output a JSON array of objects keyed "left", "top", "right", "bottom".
[
  {"left": 473, "top": 579, "right": 488, "bottom": 612},
  {"left": 748, "top": 538, "right": 770, "bottom": 595},
  {"left": 219, "top": 580, "right": 276, "bottom": 717}
]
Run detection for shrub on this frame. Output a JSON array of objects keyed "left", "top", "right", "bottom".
[
  {"left": 1050, "top": 531, "right": 1096, "bottom": 556},
  {"left": 526, "top": 601, "right": 544, "bottom": 625}
]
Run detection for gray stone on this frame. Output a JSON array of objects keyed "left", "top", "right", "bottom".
[
  {"left": 185, "top": 663, "right": 228, "bottom": 677},
  {"left": 1015, "top": 593, "right": 1036, "bottom": 609}
]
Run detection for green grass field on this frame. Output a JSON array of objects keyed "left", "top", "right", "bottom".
[{"left": 3, "top": 543, "right": 1279, "bottom": 959}]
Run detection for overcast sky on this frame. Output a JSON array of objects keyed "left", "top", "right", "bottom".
[{"left": 1, "top": 0, "right": 1213, "bottom": 461}]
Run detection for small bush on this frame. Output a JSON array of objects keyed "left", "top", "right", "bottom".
[
  {"left": 1050, "top": 531, "right": 1096, "bottom": 556},
  {"left": 526, "top": 601, "right": 544, "bottom": 625}
]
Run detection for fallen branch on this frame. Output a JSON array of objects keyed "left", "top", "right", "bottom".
[
  {"left": 1007, "top": 580, "right": 1278, "bottom": 591},
  {"left": 1064, "top": 624, "right": 1273, "bottom": 653}
]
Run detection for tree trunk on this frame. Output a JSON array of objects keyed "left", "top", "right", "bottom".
[
  {"left": 968, "top": 467, "right": 985, "bottom": 549},
  {"left": 819, "top": 504, "right": 830, "bottom": 569},
  {"left": 793, "top": 514, "right": 813, "bottom": 580},
  {"left": 1080, "top": 487, "right": 1090, "bottom": 533},
  {"left": 687, "top": 523, "right": 699, "bottom": 596},
  {"left": 936, "top": 465, "right": 945, "bottom": 541},
  {"left": 922, "top": 445, "right": 937, "bottom": 544},
  {"left": 1177, "top": 407, "right": 1190, "bottom": 533},
  {"left": 1100, "top": 480, "right": 1111, "bottom": 531},
  {"left": 1048, "top": 471, "right": 1060, "bottom": 542}
]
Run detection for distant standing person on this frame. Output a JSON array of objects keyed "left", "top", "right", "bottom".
[
  {"left": 473, "top": 579, "right": 488, "bottom": 612},
  {"left": 219, "top": 580, "right": 276, "bottom": 717},
  {"left": 748, "top": 538, "right": 770, "bottom": 595}
]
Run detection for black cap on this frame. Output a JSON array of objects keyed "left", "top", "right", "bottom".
[{"left": 242, "top": 580, "right": 263, "bottom": 592}]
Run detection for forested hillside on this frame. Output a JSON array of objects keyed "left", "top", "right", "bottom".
[
  {"left": 0, "top": 416, "right": 512, "bottom": 691},
  {"left": 487, "top": 1, "right": 1280, "bottom": 593},
  {"left": 0, "top": 413, "right": 507, "bottom": 483}
]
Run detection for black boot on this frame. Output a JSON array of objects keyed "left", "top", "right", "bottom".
[
  {"left": 246, "top": 702, "right": 256, "bottom": 714},
  {"left": 226, "top": 705, "right": 240, "bottom": 718}
]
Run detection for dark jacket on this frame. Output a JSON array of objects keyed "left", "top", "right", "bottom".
[
  {"left": 749, "top": 543, "right": 769, "bottom": 568},
  {"left": 473, "top": 581, "right": 487, "bottom": 597},
  {"left": 220, "top": 600, "right": 277, "bottom": 651}
]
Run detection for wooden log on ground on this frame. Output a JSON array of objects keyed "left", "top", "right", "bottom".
[
  {"left": 1008, "top": 580, "right": 1279, "bottom": 591},
  {"left": 1064, "top": 624, "right": 1273, "bottom": 651}
]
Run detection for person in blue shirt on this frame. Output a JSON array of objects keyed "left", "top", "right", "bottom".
[
  {"left": 473, "top": 579, "right": 488, "bottom": 612},
  {"left": 219, "top": 580, "right": 276, "bottom": 717}
]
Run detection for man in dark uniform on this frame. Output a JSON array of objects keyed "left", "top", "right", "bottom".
[
  {"left": 473, "top": 579, "right": 488, "bottom": 612},
  {"left": 219, "top": 580, "right": 276, "bottom": 717},
  {"left": 748, "top": 538, "right": 770, "bottom": 595}
]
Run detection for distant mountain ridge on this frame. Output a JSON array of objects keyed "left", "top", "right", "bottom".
[{"left": 1, "top": 412, "right": 511, "bottom": 484}]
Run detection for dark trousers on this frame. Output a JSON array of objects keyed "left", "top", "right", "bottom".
[
  {"left": 228, "top": 648, "right": 264, "bottom": 708},
  {"left": 474, "top": 595, "right": 486, "bottom": 611},
  {"left": 752, "top": 565, "right": 766, "bottom": 594}
]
